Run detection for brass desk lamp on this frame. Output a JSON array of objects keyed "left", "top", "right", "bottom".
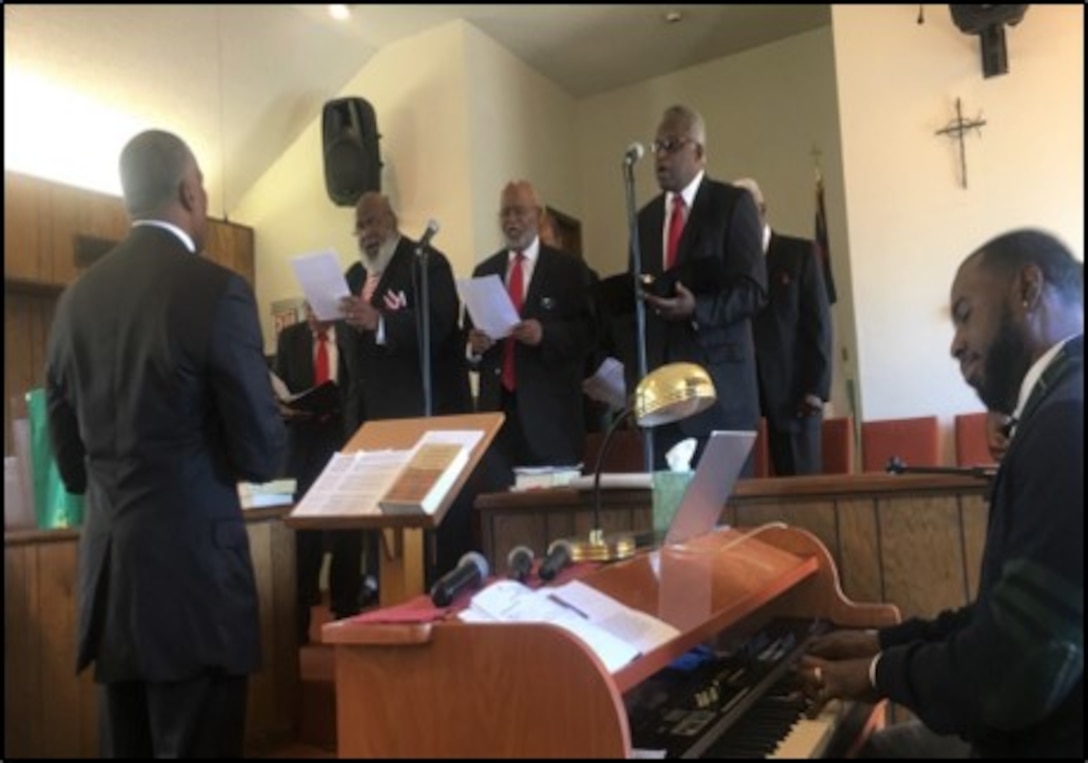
[{"left": 571, "top": 361, "right": 716, "bottom": 562}]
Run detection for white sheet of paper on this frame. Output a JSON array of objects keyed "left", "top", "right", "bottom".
[
  {"left": 456, "top": 275, "right": 520, "bottom": 339},
  {"left": 582, "top": 356, "right": 626, "bottom": 409},
  {"left": 290, "top": 249, "right": 351, "bottom": 321},
  {"left": 460, "top": 581, "right": 639, "bottom": 673},
  {"left": 290, "top": 450, "right": 411, "bottom": 517}
]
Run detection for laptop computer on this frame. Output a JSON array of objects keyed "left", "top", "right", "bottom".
[{"left": 660, "top": 430, "right": 757, "bottom": 545}]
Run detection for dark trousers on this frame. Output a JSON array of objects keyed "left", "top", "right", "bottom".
[
  {"left": 98, "top": 673, "right": 248, "bottom": 758},
  {"left": 766, "top": 415, "right": 822, "bottom": 476},
  {"left": 425, "top": 462, "right": 487, "bottom": 588},
  {"left": 296, "top": 528, "right": 369, "bottom": 641}
]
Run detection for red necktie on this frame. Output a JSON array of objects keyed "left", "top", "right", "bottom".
[
  {"left": 665, "top": 195, "right": 686, "bottom": 271},
  {"left": 502, "top": 252, "right": 526, "bottom": 392},
  {"left": 314, "top": 328, "right": 330, "bottom": 385}
]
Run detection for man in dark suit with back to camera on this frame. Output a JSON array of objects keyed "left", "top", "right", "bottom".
[
  {"left": 339, "top": 192, "right": 473, "bottom": 579},
  {"left": 274, "top": 305, "right": 365, "bottom": 642},
  {"left": 802, "top": 229, "right": 1083, "bottom": 758},
  {"left": 636, "top": 105, "right": 767, "bottom": 471},
  {"left": 467, "top": 180, "right": 597, "bottom": 487},
  {"left": 734, "top": 177, "right": 832, "bottom": 476},
  {"left": 44, "top": 129, "right": 286, "bottom": 757}
]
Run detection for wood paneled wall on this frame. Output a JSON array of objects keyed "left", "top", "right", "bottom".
[
  {"left": 3, "top": 171, "right": 255, "bottom": 457},
  {"left": 476, "top": 473, "right": 990, "bottom": 622},
  {"left": 3, "top": 508, "right": 298, "bottom": 758}
]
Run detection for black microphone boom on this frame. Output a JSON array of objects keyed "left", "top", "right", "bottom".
[
  {"left": 538, "top": 539, "right": 573, "bottom": 582},
  {"left": 506, "top": 545, "right": 535, "bottom": 582},
  {"left": 414, "top": 217, "right": 440, "bottom": 416},
  {"left": 430, "top": 551, "right": 489, "bottom": 607},
  {"left": 417, "top": 218, "right": 440, "bottom": 251}
]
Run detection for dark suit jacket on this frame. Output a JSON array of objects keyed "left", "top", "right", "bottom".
[
  {"left": 876, "top": 335, "right": 1083, "bottom": 757},
  {"left": 471, "top": 245, "right": 596, "bottom": 465},
  {"left": 342, "top": 237, "right": 471, "bottom": 425},
  {"left": 752, "top": 231, "right": 832, "bottom": 431},
  {"left": 274, "top": 320, "right": 348, "bottom": 491},
  {"left": 635, "top": 177, "right": 767, "bottom": 435},
  {"left": 44, "top": 225, "right": 285, "bottom": 683}
]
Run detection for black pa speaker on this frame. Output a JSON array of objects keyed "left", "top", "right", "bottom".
[
  {"left": 322, "top": 97, "right": 381, "bottom": 206},
  {"left": 949, "top": 5, "right": 1029, "bottom": 78}
]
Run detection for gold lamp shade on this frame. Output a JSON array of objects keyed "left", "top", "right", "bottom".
[
  {"left": 569, "top": 362, "right": 717, "bottom": 563},
  {"left": 634, "top": 362, "right": 716, "bottom": 427}
]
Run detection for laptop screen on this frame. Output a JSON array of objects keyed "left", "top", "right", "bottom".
[{"left": 665, "top": 430, "right": 756, "bottom": 545}]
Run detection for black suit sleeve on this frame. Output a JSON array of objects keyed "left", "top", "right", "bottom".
[
  {"left": 45, "top": 324, "right": 87, "bottom": 494},
  {"left": 692, "top": 188, "right": 767, "bottom": 329},
  {"left": 208, "top": 275, "right": 286, "bottom": 483},
  {"left": 798, "top": 240, "right": 832, "bottom": 400}
]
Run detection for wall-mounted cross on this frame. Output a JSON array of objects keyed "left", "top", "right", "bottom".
[{"left": 935, "top": 98, "right": 987, "bottom": 189}]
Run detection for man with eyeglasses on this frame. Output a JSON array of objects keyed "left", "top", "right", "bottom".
[
  {"left": 635, "top": 105, "right": 767, "bottom": 471},
  {"left": 467, "top": 180, "right": 597, "bottom": 488},
  {"left": 339, "top": 192, "right": 473, "bottom": 583}
]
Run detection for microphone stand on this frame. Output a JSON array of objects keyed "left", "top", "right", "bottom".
[
  {"left": 622, "top": 157, "right": 653, "bottom": 471},
  {"left": 885, "top": 456, "right": 994, "bottom": 481},
  {"left": 415, "top": 238, "right": 433, "bottom": 417}
]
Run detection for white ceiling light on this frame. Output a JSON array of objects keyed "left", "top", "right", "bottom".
[{"left": 328, "top": 5, "right": 351, "bottom": 22}]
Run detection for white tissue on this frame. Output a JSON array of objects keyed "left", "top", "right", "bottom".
[{"left": 665, "top": 438, "right": 697, "bottom": 472}]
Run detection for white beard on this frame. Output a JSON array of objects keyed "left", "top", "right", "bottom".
[{"left": 360, "top": 234, "right": 399, "bottom": 274}]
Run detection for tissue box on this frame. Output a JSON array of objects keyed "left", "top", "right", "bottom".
[{"left": 652, "top": 470, "right": 693, "bottom": 536}]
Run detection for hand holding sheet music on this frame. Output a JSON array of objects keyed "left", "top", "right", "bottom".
[
  {"left": 290, "top": 249, "right": 351, "bottom": 321},
  {"left": 456, "top": 275, "right": 520, "bottom": 339},
  {"left": 582, "top": 357, "right": 627, "bottom": 409}
]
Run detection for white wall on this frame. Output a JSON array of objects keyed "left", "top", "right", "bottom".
[
  {"left": 574, "top": 28, "right": 856, "bottom": 419},
  {"left": 462, "top": 23, "right": 581, "bottom": 259},
  {"left": 234, "top": 22, "right": 475, "bottom": 351},
  {"left": 832, "top": 4, "right": 1084, "bottom": 462}
]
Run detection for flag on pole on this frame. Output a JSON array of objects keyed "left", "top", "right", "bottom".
[{"left": 814, "top": 169, "right": 838, "bottom": 305}]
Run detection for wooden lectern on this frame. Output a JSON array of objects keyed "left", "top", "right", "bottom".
[
  {"left": 285, "top": 412, "right": 503, "bottom": 606},
  {"left": 323, "top": 523, "right": 900, "bottom": 757}
]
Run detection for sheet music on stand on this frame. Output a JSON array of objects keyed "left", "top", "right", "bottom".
[{"left": 289, "top": 430, "right": 485, "bottom": 519}]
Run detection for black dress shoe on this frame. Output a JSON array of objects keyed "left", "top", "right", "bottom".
[{"left": 358, "top": 574, "right": 380, "bottom": 609}]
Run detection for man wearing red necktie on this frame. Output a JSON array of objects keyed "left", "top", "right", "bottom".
[
  {"left": 467, "top": 180, "right": 597, "bottom": 488},
  {"left": 634, "top": 104, "right": 767, "bottom": 473},
  {"left": 274, "top": 305, "right": 365, "bottom": 640}
]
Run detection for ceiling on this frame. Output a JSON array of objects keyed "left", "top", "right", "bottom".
[{"left": 4, "top": 4, "right": 829, "bottom": 213}]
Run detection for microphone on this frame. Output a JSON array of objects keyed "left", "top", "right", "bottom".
[
  {"left": 506, "top": 545, "right": 535, "bottom": 582},
  {"left": 430, "top": 550, "right": 489, "bottom": 607},
  {"left": 623, "top": 142, "right": 645, "bottom": 166},
  {"left": 416, "top": 218, "right": 440, "bottom": 251},
  {"left": 538, "top": 539, "right": 573, "bottom": 582}
]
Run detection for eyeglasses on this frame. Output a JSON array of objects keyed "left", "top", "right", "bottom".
[
  {"left": 650, "top": 136, "right": 695, "bottom": 155},
  {"left": 499, "top": 205, "right": 537, "bottom": 220}
]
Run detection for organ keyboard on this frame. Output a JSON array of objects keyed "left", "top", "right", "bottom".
[
  {"left": 627, "top": 618, "right": 861, "bottom": 758},
  {"left": 325, "top": 524, "right": 901, "bottom": 757}
]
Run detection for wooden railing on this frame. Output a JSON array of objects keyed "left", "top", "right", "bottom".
[
  {"left": 3, "top": 507, "right": 298, "bottom": 759},
  {"left": 476, "top": 472, "right": 991, "bottom": 622}
]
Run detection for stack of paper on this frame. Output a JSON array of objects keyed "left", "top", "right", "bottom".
[
  {"left": 238, "top": 478, "right": 297, "bottom": 509},
  {"left": 458, "top": 579, "right": 679, "bottom": 673},
  {"left": 512, "top": 465, "right": 583, "bottom": 491}
]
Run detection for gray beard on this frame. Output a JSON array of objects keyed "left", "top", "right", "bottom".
[{"left": 361, "top": 234, "right": 399, "bottom": 274}]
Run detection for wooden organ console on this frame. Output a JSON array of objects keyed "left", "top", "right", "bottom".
[{"left": 322, "top": 524, "right": 900, "bottom": 757}]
